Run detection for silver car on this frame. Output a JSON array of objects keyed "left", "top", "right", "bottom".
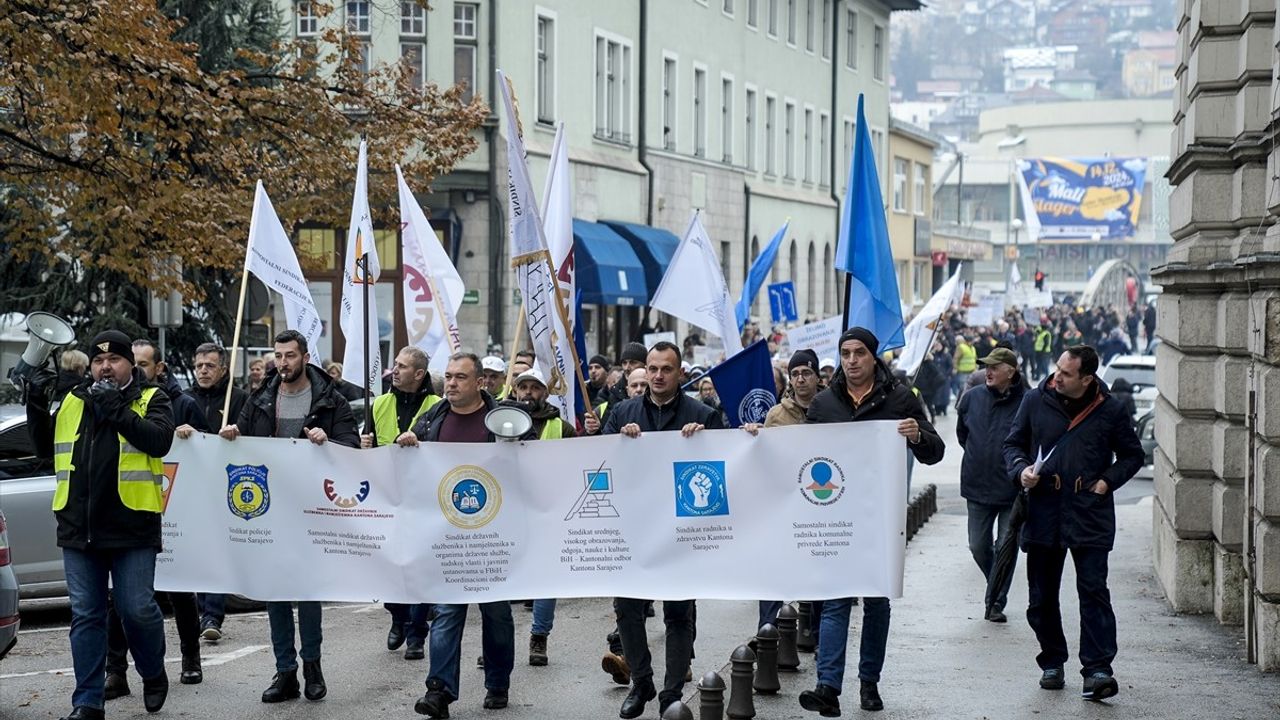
[
  {"left": 0, "top": 414, "right": 63, "bottom": 600},
  {"left": 0, "top": 509, "right": 19, "bottom": 658}
]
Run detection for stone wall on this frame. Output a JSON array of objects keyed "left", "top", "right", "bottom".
[{"left": 1156, "top": 0, "right": 1280, "bottom": 670}]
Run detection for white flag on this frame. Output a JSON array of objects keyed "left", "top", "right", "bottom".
[
  {"left": 897, "top": 264, "right": 966, "bottom": 376},
  {"left": 541, "top": 123, "right": 575, "bottom": 323},
  {"left": 244, "top": 181, "right": 324, "bottom": 360},
  {"left": 497, "top": 70, "right": 577, "bottom": 419},
  {"left": 1014, "top": 163, "right": 1041, "bottom": 243},
  {"left": 339, "top": 140, "right": 382, "bottom": 397},
  {"left": 650, "top": 211, "right": 744, "bottom": 357},
  {"left": 397, "top": 166, "right": 463, "bottom": 372},
  {"left": 1010, "top": 261, "right": 1023, "bottom": 289}
]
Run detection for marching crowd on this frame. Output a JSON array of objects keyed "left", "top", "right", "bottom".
[{"left": 26, "top": 298, "right": 1145, "bottom": 719}]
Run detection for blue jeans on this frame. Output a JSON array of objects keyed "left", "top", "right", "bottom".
[
  {"left": 531, "top": 599, "right": 556, "bottom": 636},
  {"left": 198, "top": 593, "right": 226, "bottom": 626},
  {"left": 758, "top": 601, "right": 782, "bottom": 629},
  {"left": 814, "top": 596, "right": 891, "bottom": 691},
  {"left": 967, "top": 500, "right": 1015, "bottom": 610},
  {"left": 266, "top": 601, "right": 322, "bottom": 672},
  {"left": 63, "top": 547, "right": 166, "bottom": 710},
  {"left": 1026, "top": 545, "right": 1117, "bottom": 677},
  {"left": 386, "top": 603, "right": 433, "bottom": 644},
  {"left": 426, "top": 602, "right": 514, "bottom": 700}
]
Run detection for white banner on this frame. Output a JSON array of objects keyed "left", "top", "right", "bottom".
[
  {"left": 156, "top": 423, "right": 907, "bottom": 603},
  {"left": 339, "top": 140, "right": 383, "bottom": 395},
  {"left": 244, "top": 181, "right": 324, "bottom": 359},
  {"left": 398, "top": 166, "right": 464, "bottom": 371},
  {"left": 785, "top": 315, "right": 844, "bottom": 363}
]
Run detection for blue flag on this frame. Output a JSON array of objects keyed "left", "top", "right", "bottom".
[
  {"left": 835, "top": 95, "right": 904, "bottom": 351},
  {"left": 735, "top": 219, "right": 790, "bottom": 331},
  {"left": 704, "top": 340, "right": 776, "bottom": 427},
  {"left": 573, "top": 289, "right": 589, "bottom": 417}
]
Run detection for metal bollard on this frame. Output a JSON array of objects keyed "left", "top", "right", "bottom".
[
  {"left": 752, "top": 623, "right": 781, "bottom": 695},
  {"left": 726, "top": 645, "right": 756, "bottom": 720},
  {"left": 698, "top": 671, "right": 726, "bottom": 720},
  {"left": 775, "top": 604, "right": 801, "bottom": 672},
  {"left": 796, "top": 602, "right": 816, "bottom": 652},
  {"left": 662, "top": 700, "right": 695, "bottom": 720}
]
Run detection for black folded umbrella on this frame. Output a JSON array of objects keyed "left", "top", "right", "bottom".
[{"left": 985, "top": 491, "right": 1028, "bottom": 615}]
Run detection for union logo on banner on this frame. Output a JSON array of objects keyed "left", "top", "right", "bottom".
[
  {"left": 226, "top": 464, "right": 270, "bottom": 521},
  {"left": 161, "top": 462, "right": 180, "bottom": 513}
]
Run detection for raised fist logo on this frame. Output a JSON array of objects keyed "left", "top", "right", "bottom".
[{"left": 689, "top": 472, "right": 713, "bottom": 508}]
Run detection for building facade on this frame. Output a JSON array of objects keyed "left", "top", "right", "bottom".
[
  {"left": 1156, "top": 0, "right": 1280, "bottom": 671},
  {"left": 271, "top": 0, "right": 919, "bottom": 362},
  {"left": 886, "top": 119, "right": 935, "bottom": 308}
]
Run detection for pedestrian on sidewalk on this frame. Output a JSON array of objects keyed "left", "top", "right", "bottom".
[
  {"left": 800, "top": 327, "right": 945, "bottom": 715},
  {"left": 956, "top": 347, "right": 1025, "bottom": 624},
  {"left": 1002, "top": 345, "right": 1144, "bottom": 702}
]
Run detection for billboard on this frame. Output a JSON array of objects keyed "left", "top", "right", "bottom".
[{"left": 1019, "top": 157, "right": 1147, "bottom": 240}]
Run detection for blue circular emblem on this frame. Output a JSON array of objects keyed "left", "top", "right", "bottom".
[{"left": 451, "top": 479, "right": 488, "bottom": 515}]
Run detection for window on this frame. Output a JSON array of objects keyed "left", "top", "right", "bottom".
[
  {"left": 872, "top": 128, "right": 885, "bottom": 168},
  {"left": 347, "top": 0, "right": 370, "bottom": 34},
  {"left": 724, "top": 0, "right": 734, "bottom": 14},
  {"left": 784, "top": 100, "right": 795, "bottom": 178},
  {"left": 786, "top": 0, "right": 797, "bottom": 44},
  {"left": 721, "top": 77, "right": 734, "bottom": 163},
  {"left": 662, "top": 56, "right": 677, "bottom": 150},
  {"left": 595, "top": 34, "right": 633, "bottom": 143},
  {"left": 693, "top": 66, "right": 707, "bottom": 157},
  {"left": 803, "top": 107, "right": 814, "bottom": 182},
  {"left": 893, "top": 157, "right": 908, "bottom": 211},
  {"left": 818, "top": 111, "right": 830, "bottom": 186},
  {"left": 823, "top": 243, "right": 833, "bottom": 313},
  {"left": 454, "top": 4, "right": 478, "bottom": 103},
  {"left": 454, "top": 3, "right": 478, "bottom": 39},
  {"left": 356, "top": 41, "right": 371, "bottom": 77},
  {"left": 401, "top": 1, "right": 426, "bottom": 35},
  {"left": 401, "top": 43, "right": 425, "bottom": 90},
  {"left": 536, "top": 15, "right": 556, "bottom": 123},
  {"left": 747, "top": 0, "right": 759, "bottom": 27},
  {"left": 721, "top": 241, "right": 733, "bottom": 289},
  {"left": 842, "top": 118, "right": 854, "bottom": 187},
  {"left": 821, "top": 0, "right": 831, "bottom": 59},
  {"left": 745, "top": 87, "right": 757, "bottom": 170},
  {"left": 768, "top": 0, "right": 778, "bottom": 36},
  {"left": 807, "top": 242, "right": 816, "bottom": 313},
  {"left": 845, "top": 9, "right": 857, "bottom": 69},
  {"left": 873, "top": 24, "right": 885, "bottom": 80},
  {"left": 297, "top": 1, "right": 319, "bottom": 36},
  {"left": 765, "top": 95, "right": 777, "bottom": 174},
  {"left": 914, "top": 162, "right": 928, "bottom": 215},
  {"left": 805, "top": 0, "right": 815, "bottom": 52}
]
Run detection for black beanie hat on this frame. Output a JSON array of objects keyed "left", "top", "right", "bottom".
[
  {"left": 788, "top": 349, "right": 820, "bottom": 373},
  {"left": 588, "top": 354, "right": 610, "bottom": 369},
  {"left": 837, "top": 326, "right": 880, "bottom": 355},
  {"left": 621, "top": 342, "right": 648, "bottom": 364},
  {"left": 88, "top": 330, "right": 135, "bottom": 365}
]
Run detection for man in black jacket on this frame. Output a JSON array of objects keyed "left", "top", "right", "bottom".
[
  {"left": 956, "top": 347, "right": 1026, "bottom": 624},
  {"left": 602, "top": 341, "right": 723, "bottom": 719},
  {"left": 603, "top": 342, "right": 649, "bottom": 409},
  {"left": 800, "top": 327, "right": 944, "bottom": 717},
  {"left": 219, "top": 330, "right": 359, "bottom": 705},
  {"left": 176, "top": 342, "right": 247, "bottom": 641},
  {"left": 1003, "top": 345, "right": 1143, "bottom": 701},
  {"left": 26, "top": 329, "right": 175, "bottom": 720}
]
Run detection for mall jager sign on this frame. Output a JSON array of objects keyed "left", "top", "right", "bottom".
[{"left": 1019, "top": 157, "right": 1148, "bottom": 240}]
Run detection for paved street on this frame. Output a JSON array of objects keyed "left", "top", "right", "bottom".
[{"left": 4, "top": 414, "right": 1279, "bottom": 719}]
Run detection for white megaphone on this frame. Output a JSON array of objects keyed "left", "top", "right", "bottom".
[
  {"left": 9, "top": 311, "right": 76, "bottom": 388},
  {"left": 484, "top": 405, "right": 532, "bottom": 442}
]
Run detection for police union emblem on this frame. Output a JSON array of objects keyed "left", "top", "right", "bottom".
[
  {"left": 438, "top": 465, "right": 502, "bottom": 529},
  {"left": 673, "top": 461, "right": 730, "bottom": 517},
  {"left": 227, "top": 464, "right": 270, "bottom": 521},
  {"left": 738, "top": 389, "right": 776, "bottom": 425}
]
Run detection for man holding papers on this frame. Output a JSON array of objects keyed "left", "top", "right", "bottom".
[{"left": 1002, "top": 345, "right": 1144, "bottom": 702}]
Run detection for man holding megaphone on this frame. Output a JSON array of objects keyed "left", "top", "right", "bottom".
[{"left": 25, "top": 329, "right": 176, "bottom": 720}]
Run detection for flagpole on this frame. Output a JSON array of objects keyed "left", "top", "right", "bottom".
[
  {"left": 840, "top": 271, "right": 853, "bottom": 330},
  {"left": 223, "top": 184, "right": 261, "bottom": 426},
  {"left": 543, "top": 252, "right": 597, "bottom": 418},
  {"left": 359, "top": 254, "right": 374, "bottom": 440},
  {"left": 908, "top": 314, "right": 946, "bottom": 388},
  {"left": 424, "top": 274, "right": 462, "bottom": 355},
  {"left": 505, "top": 307, "right": 527, "bottom": 392}
]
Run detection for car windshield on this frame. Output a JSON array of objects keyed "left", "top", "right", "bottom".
[{"left": 1103, "top": 363, "right": 1156, "bottom": 390}]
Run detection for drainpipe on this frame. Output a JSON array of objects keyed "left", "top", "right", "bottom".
[
  {"left": 486, "top": 0, "right": 503, "bottom": 347},
  {"left": 828, "top": 1, "right": 843, "bottom": 293},
  {"left": 635, "top": 0, "right": 654, "bottom": 349}
]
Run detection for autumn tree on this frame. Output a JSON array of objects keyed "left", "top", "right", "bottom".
[{"left": 0, "top": 0, "right": 487, "bottom": 369}]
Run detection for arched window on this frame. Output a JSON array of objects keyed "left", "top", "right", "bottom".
[
  {"left": 823, "top": 242, "right": 833, "bottom": 314},
  {"left": 807, "top": 241, "right": 816, "bottom": 317}
]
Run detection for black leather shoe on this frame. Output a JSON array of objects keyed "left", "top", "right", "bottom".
[
  {"left": 104, "top": 672, "right": 130, "bottom": 700},
  {"left": 985, "top": 607, "right": 1008, "bottom": 623},
  {"left": 859, "top": 680, "right": 884, "bottom": 711},
  {"left": 60, "top": 707, "right": 106, "bottom": 720},
  {"left": 414, "top": 679, "right": 451, "bottom": 718},
  {"left": 388, "top": 622, "right": 407, "bottom": 651},
  {"left": 404, "top": 640, "right": 425, "bottom": 660},
  {"left": 142, "top": 671, "right": 168, "bottom": 713},
  {"left": 1082, "top": 672, "right": 1118, "bottom": 701},
  {"left": 483, "top": 689, "right": 508, "bottom": 709},
  {"left": 1040, "top": 667, "right": 1066, "bottom": 690},
  {"left": 302, "top": 659, "right": 327, "bottom": 701},
  {"left": 180, "top": 653, "right": 203, "bottom": 684},
  {"left": 798, "top": 683, "right": 841, "bottom": 717},
  {"left": 619, "top": 679, "right": 656, "bottom": 719},
  {"left": 529, "top": 633, "right": 548, "bottom": 666},
  {"left": 261, "top": 670, "right": 300, "bottom": 703}
]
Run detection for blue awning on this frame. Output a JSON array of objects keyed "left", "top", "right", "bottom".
[
  {"left": 573, "top": 220, "right": 649, "bottom": 306},
  {"left": 601, "top": 221, "right": 681, "bottom": 302}
]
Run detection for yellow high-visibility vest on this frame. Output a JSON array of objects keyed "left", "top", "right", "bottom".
[
  {"left": 956, "top": 344, "right": 977, "bottom": 373},
  {"left": 539, "top": 417, "right": 565, "bottom": 440},
  {"left": 371, "top": 392, "right": 439, "bottom": 445},
  {"left": 52, "top": 388, "right": 165, "bottom": 513}
]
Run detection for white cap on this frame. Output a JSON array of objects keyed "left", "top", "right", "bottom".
[
  {"left": 681, "top": 361, "right": 692, "bottom": 372},
  {"left": 819, "top": 357, "right": 837, "bottom": 370},
  {"left": 514, "top": 367, "right": 547, "bottom": 388},
  {"left": 481, "top": 356, "right": 507, "bottom": 373}
]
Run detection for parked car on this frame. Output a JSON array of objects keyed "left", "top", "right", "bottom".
[
  {"left": 1100, "top": 354, "right": 1157, "bottom": 392},
  {"left": 1133, "top": 409, "right": 1157, "bottom": 481},
  {"left": 0, "top": 415, "right": 62, "bottom": 600},
  {"left": 0, "top": 509, "right": 20, "bottom": 659},
  {"left": 1133, "top": 385, "right": 1159, "bottom": 421}
]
